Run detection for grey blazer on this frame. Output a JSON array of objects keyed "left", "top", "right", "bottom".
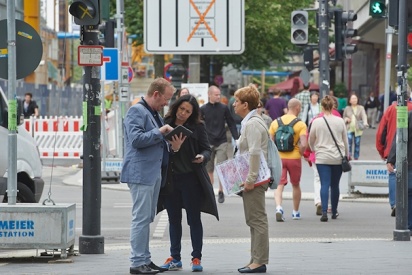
[{"left": 120, "top": 102, "right": 167, "bottom": 185}]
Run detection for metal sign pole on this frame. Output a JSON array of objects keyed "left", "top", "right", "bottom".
[
  {"left": 384, "top": 26, "right": 394, "bottom": 112},
  {"left": 115, "top": 0, "right": 124, "bottom": 158},
  {"left": 78, "top": 25, "right": 105, "bottom": 254},
  {"left": 393, "top": 0, "right": 410, "bottom": 241},
  {"left": 6, "top": 0, "right": 17, "bottom": 204},
  {"left": 318, "top": 0, "right": 330, "bottom": 99}
]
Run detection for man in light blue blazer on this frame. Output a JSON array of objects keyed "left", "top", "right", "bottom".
[{"left": 121, "top": 78, "right": 174, "bottom": 275}]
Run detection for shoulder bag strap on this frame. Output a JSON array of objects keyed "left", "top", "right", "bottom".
[{"left": 322, "top": 117, "right": 344, "bottom": 159}]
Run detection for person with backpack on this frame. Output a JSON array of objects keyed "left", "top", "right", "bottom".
[{"left": 269, "top": 98, "right": 307, "bottom": 222}]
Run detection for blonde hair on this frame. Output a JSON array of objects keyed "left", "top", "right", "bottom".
[{"left": 234, "top": 84, "right": 260, "bottom": 110}]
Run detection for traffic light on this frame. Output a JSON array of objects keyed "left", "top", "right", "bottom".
[
  {"left": 334, "top": 10, "right": 358, "bottom": 61},
  {"left": 291, "top": 11, "right": 309, "bottom": 45},
  {"left": 303, "top": 47, "right": 314, "bottom": 71},
  {"left": 369, "top": 0, "right": 386, "bottom": 18},
  {"left": 99, "top": 20, "right": 115, "bottom": 47},
  {"left": 69, "top": 0, "right": 100, "bottom": 26},
  {"left": 388, "top": 0, "right": 412, "bottom": 29}
]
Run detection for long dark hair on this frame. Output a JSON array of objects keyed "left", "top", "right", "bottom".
[{"left": 164, "top": 94, "right": 202, "bottom": 125}]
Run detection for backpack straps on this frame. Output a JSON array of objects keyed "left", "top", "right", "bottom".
[
  {"left": 288, "top": 117, "right": 300, "bottom": 128},
  {"left": 277, "top": 117, "right": 284, "bottom": 127}
]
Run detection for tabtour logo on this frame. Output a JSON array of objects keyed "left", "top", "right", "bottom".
[
  {"left": 0, "top": 220, "right": 35, "bottom": 238},
  {"left": 365, "top": 169, "right": 388, "bottom": 180}
]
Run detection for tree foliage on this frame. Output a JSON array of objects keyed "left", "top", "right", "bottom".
[
  {"left": 113, "top": 0, "right": 317, "bottom": 70},
  {"left": 109, "top": 0, "right": 144, "bottom": 45},
  {"left": 217, "top": 0, "right": 317, "bottom": 69}
]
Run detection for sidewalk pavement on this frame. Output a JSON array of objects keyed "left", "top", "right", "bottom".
[
  {"left": 1, "top": 235, "right": 411, "bottom": 274},
  {"left": 3, "top": 126, "right": 408, "bottom": 274}
]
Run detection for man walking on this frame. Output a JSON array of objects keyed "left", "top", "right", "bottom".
[
  {"left": 269, "top": 99, "right": 307, "bottom": 221},
  {"left": 376, "top": 98, "right": 412, "bottom": 216},
  {"left": 265, "top": 89, "right": 287, "bottom": 120},
  {"left": 364, "top": 91, "right": 379, "bottom": 129},
  {"left": 294, "top": 84, "right": 311, "bottom": 120},
  {"left": 121, "top": 78, "right": 174, "bottom": 274},
  {"left": 200, "top": 85, "right": 239, "bottom": 203},
  {"left": 23, "top": 92, "right": 39, "bottom": 118}
]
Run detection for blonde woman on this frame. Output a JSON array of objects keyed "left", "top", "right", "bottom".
[{"left": 233, "top": 84, "right": 269, "bottom": 274}]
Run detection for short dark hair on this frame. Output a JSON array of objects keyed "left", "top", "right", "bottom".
[
  {"left": 25, "top": 92, "right": 33, "bottom": 98},
  {"left": 229, "top": 88, "right": 236, "bottom": 96},
  {"left": 303, "top": 83, "right": 310, "bottom": 89}
]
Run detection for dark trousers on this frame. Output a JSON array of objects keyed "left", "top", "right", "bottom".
[{"left": 165, "top": 172, "right": 203, "bottom": 261}]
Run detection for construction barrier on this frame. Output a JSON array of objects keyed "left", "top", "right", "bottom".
[
  {"left": 347, "top": 160, "right": 388, "bottom": 195},
  {"left": 24, "top": 116, "right": 83, "bottom": 159},
  {"left": 24, "top": 114, "right": 119, "bottom": 160}
]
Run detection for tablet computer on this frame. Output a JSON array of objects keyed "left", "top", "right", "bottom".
[{"left": 165, "top": 125, "right": 193, "bottom": 141}]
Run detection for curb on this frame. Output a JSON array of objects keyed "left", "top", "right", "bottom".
[{"left": 63, "top": 169, "right": 388, "bottom": 203}]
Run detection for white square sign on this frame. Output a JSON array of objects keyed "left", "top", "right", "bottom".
[{"left": 144, "top": 0, "right": 245, "bottom": 54}]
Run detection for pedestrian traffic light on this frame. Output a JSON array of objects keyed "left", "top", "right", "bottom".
[
  {"left": 99, "top": 20, "right": 115, "bottom": 47},
  {"left": 291, "top": 11, "right": 309, "bottom": 45},
  {"left": 303, "top": 47, "right": 314, "bottom": 71},
  {"left": 334, "top": 10, "right": 358, "bottom": 61},
  {"left": 369, "top": 0, "right": 386, "bottom": 18},
  {"left": 69, "top": 0, "right": 100, "bottom": 26}
]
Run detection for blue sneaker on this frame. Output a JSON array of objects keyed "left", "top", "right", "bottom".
[
  {"left": 292, "top": 211, "right": 301, "bottom": 220},
  {"left": 275, "top": 208, "right": 285, "bottom": 222},
  {"left": 191, "top": 258, "right": 203, "bottom": 272},
  {"left": 160, "top": 257, "right": 182, "bottom": 271}
]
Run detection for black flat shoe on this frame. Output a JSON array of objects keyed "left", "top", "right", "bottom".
[
  {"left": 238, "top": 265, "right": 267, "bottom": 273},
  {"left": 238, "top": 266, "right": 248, "bottom": 272},
  {"left": 148, "top": 262, "right": 168, "bottom": 272},
  {"left": 320, "top": 213, "right": 328, "bottom": 222},
  {"left": 130, "top": 265, "right": 159, "bottom": 274}
]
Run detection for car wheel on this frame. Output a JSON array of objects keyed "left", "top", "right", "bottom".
[{"left": 2, "top": 182, "right": 36, "bottom": 203}]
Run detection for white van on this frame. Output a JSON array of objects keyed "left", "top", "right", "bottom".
[{"left": 0, "top": 87, "right": 44, "bottom": 203}]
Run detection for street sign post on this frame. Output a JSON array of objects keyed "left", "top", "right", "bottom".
[
  {"left": 144, "top": 0, "right": 245, "bottom": 54},
  {"left": 78, "top": 45, "right": 103, "bottom": 66},
  {"left": 128, "top": 66, "right": 134, "bottom": 83},
  {"left": 101, "top": 48, "right": 118, "bottom": 81}
]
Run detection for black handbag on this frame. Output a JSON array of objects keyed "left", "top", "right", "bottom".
[{"left": 323, "top": 117, "right": 352, "bottom": 172}]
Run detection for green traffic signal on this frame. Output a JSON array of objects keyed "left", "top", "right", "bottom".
[{"left": 369, "top": 0, "right": 386, "bottom": 18}]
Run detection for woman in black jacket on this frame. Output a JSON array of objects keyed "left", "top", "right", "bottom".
[{"left": 157, "top": 95, "right": 218, "bottom": 272}]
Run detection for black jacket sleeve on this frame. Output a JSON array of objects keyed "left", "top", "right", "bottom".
[
  {"left": 387, "top": 111, "right": 412, "bottom": 165},
  {"left": 196, "top": 123, "right": 212, "bottom": 163},
  {"left": 387, "top": 134, "right": 396, "bottom": 165},
  {"left": 224, "top": 106, "right": 239, "bottom": 139}
]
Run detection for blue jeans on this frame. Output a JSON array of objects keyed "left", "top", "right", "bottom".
[
  {"left": 165, "top": 172, "right": 203, "bottom": 261},
  {"left": 389, "top": 170, "right": 396, "bottom": 208},
  {"left": 316, "top": 164, "right": 343, "bottom": 215},
  {"left": 347, "top": 132, "right": 361, "bottom": 159},
  {"left": 128, "top": 177, "right": 161, "bottom": 267}
]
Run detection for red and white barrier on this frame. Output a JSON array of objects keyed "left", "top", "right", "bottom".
[{"left": 24, "top": 116, "right": 83, "bottom": 159}]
